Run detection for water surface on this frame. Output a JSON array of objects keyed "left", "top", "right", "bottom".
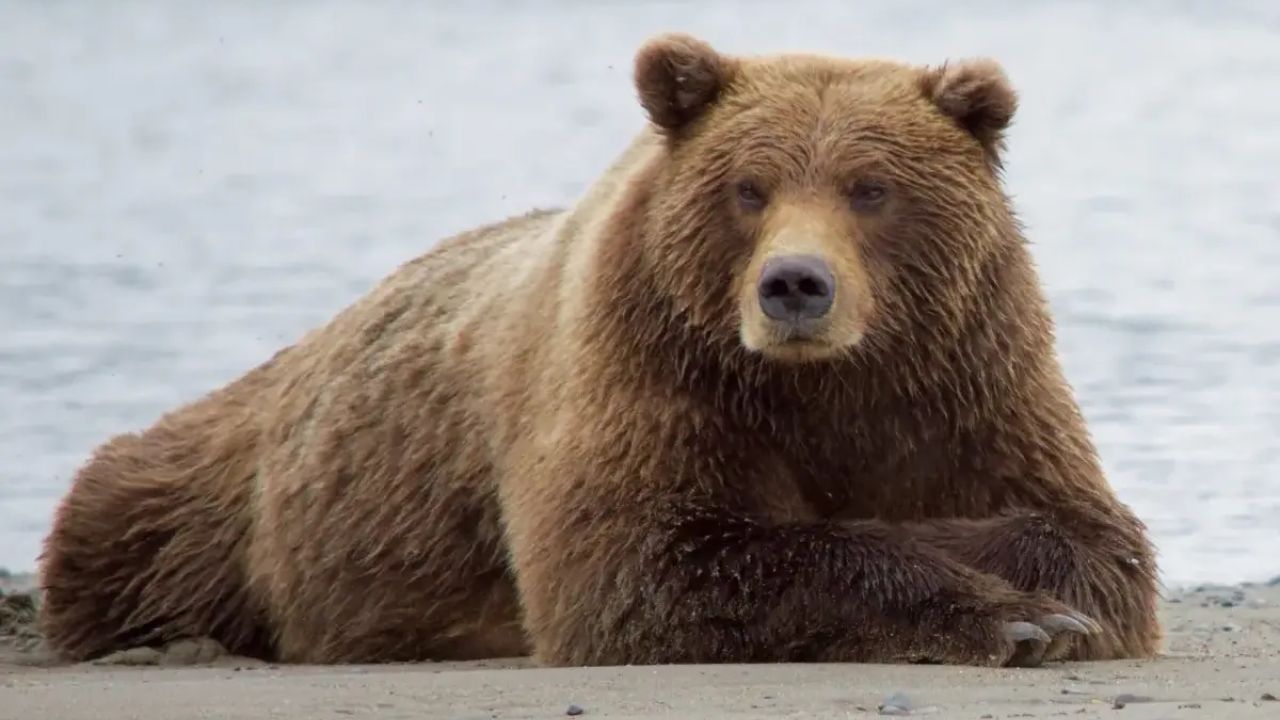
[{"left": 2, "top": 1, "right": 1278, "bottom": 584}]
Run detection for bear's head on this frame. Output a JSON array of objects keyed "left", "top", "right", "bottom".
[{"left": 629, "top": 33, "right": 1023, "bottom": 365}]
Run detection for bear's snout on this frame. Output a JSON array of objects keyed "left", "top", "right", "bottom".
[{"left": 757, "top": 254, "right": 835, "bottom": 323}]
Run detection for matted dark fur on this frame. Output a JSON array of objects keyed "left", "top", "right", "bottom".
[{"left": 38, "top": 33, "right": 1160, "bottom": 666}]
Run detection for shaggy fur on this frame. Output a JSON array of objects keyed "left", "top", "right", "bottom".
[{"left": 38, "top": 33, "right": 1161, "bottom": 666}]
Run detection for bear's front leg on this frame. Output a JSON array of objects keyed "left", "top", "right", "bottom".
[
  {"left": 903, "top": 501, "right": 1160, "bottom": 661},
  {"left": 499, "top": 414, "right": 1100, "bottom": 668},
  {"left": 918, "top": 393, "right": 1165, "bottom": 662}
]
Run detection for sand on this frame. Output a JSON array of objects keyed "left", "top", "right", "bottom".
[{"left": 3, "top": 576, "right": 1279, "bottom": 720}]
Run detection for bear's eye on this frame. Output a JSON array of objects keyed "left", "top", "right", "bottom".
[
  {"left": 849, "top": 180, "right": 890, "bottom": 212},
  {"left": 735, "top": 180, "right": 767, "bottom": 211}
]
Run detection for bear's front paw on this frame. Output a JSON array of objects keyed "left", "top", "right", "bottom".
[
  {"left": 987, "top": 594, "right": 1100, "bottom": 667},
  {"left": 911, "top": 590, "right": 1100, "bottom": 668}
]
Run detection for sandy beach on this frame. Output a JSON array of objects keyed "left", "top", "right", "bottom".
[{"left": 3, "top": 576, "right": 1278, "bottom": 720}]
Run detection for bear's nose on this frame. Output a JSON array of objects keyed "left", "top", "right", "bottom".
[{"left": 757, "top": 254, "right": 835, "bottom": 322}]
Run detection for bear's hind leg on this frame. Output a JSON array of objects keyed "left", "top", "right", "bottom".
[{"left": 38, "top": 424, "right": 271, "bottom": 662}]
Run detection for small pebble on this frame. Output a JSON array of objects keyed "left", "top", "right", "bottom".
[
  {"left": 878, "top": 691, "right": 913, "bottom": 716},
  {"left": 1111, "top": 693, "right": 1153, "bottom": 709},
  {"left": 1221, "top": 623, "right": 1241, "bottom": 632},
  {"left": 1262, "top": 693, "right": 1278, "bottom": 702},
  {"left": 566, "top": 704, "right": 585, "bottom": 716}
]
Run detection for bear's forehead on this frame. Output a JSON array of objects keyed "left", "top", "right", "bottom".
[
  {"left": 719, "top": 56, "right": 943, "bottom": 135},
  {"left": 703, "top": 58, "right": 958, "bottom": 171}
]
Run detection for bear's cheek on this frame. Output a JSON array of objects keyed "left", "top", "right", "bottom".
[
  {"left": 655, "top": 218, "right": 758, "bottom": 338},
  {"left": 825, "top": 248, "right": 877, "bottom": 344}
]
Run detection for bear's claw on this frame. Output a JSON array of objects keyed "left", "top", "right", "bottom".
[
  {"left": 1003, "top": 620, "right": 1051, "bottom": 645},
  {"left": 1039, "top": 612, "right": 1094, "bottom": 636},
  {"left": 1003, "top": 621, "right": 1049, "bottom": 667},
  {"left": 1002, "top": 609, "right": 1100, "bottom": 667}
]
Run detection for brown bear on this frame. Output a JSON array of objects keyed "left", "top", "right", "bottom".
[{"left": 37, "top": 32, "right": 1161, "bottom": 668}]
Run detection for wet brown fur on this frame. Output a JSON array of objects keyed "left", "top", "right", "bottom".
[{"left": 38, "top": 33, "right": 1160, "bottom": 666}]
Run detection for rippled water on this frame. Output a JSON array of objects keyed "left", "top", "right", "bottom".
[{"left": 2, "top": 1, "right": 1278, "bottom": 585}]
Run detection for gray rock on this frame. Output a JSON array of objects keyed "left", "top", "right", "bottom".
[
  {"left": 90, "top": 637, "right": 229, "bottom": 667},
  {"left": 565, "top": 703, "right": 585, "bottom": 716},
  {"left": 92, "top": 646, "right": 167, "bottom": 666}
]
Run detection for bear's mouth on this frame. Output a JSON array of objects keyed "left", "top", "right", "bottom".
[
  {"left": 772, "top": 319, "right": 830, "bottom": 345},
  {"left": 755, "top": 331, "right": 843, "bottom": 362},
  {"left": 760, "top": 341, "right": 840, "bottom": 364},
  {"left": 744, "top": 316, "right": 867, "bottom": 363}
]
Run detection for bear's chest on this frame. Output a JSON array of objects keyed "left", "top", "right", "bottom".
[{"left": 763, "top": 415, "right": 985, "bottom": 523}]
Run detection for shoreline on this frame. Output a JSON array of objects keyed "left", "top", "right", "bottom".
[{"left": 4, "top": 575, "right": 1280, "bottom": 719}]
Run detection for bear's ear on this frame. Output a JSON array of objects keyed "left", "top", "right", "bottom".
[
  {"left": 922, "top": 59, "right": 1018, "bottom": 163},
  {"left": 634, "top": 33, "right": 733, "bottom": 134}
]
